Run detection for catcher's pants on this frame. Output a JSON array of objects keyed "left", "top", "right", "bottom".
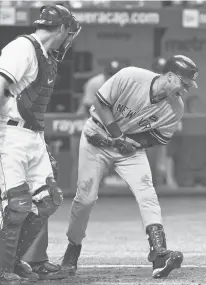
[
  {"left": 0, "top": 124, "right": 54, "bottom": 262},
  {"left": 67, "top": 118, "right": 162, "bottom": 245},
  {"left": 0, "top": 125, "right": 54, "bottom": 207},
  {"left": 0, "top": 125, "right": 53, "bottom": 198}
]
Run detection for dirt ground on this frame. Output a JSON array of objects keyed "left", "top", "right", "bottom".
[{"left": 39, "top": 195, "right": 206, "bottom": 285}]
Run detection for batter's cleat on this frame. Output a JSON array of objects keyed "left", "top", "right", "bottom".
[
  {"left": 29, "top": 261, "right": 69, "bottom": 280},
  {"left": 14, "top": 260, "right": 39, "bottom": 282},
  {"left": 146, "top": 224, "right": 183, "bottom": 279},
  {"left": 0, "top": 271, "right": 29, "bottom": 285},
  {"left": 61, "top": 243, "right": 82, "bottom": 275},
  {"left": 152, "top": 250, "right": 183, "bottom": 279}
]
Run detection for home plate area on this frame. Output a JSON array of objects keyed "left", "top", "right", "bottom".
[
  {"left": 40, "top": 196, "right": 206, "bottom": 285},
  {"left": 36, "top": 265, "right": 206, "bottom": 285}
]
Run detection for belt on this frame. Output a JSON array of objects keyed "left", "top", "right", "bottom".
[
  {"left": 7, "top": 119, "right": 34, "bottom": 131},
  {"left": 91, "top": 117, "right": 106, "bottom": 131}
]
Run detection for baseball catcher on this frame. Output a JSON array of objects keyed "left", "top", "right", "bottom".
[{"left": 0, "top": 4, "right": 81, "bottom": 285}]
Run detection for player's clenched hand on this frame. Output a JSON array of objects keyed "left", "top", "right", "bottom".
[{"left": 112, "top": 135, "right": 141, "bottom": 155}]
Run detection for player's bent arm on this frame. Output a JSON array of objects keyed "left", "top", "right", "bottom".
[
  {"left": 127, "top": 129, "right": 171, "bottom": 148},
  {"left": 0, "top": 74, "right": 12, "bottom": 110},
  {"left": 93, "top": 96, "right": 123, "bottom": 138}
]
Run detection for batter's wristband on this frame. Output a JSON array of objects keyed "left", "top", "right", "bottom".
[{"left": 106, "top": 122, "right": 123, "bottom": 138}]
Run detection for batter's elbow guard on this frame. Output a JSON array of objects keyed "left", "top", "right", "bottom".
[{"left": 46, "top": 177, "right": 63, "bottom": 206}]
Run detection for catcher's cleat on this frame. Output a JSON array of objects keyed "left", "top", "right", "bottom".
[
  {"left": 152, "top": 250, "right": 183, "bottom": 279},
  {"left": 61, "top": 243, "right": 82, "bottom": 275},
  {"left": 14, "top": 260, "right": 39, "bottom": 282},
  {"left": 146, "top": 224, "right": 183, "bottom": 279},
  {"left": 0, "top": 271, "right": 29, "bottom": 285},
  {"left": 29, "top": 261, "right": 68, "bottom": 280}
]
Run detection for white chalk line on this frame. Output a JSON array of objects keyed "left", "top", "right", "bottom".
[{"left": 80, "top": 264, "right": 206, "bottom": 268}]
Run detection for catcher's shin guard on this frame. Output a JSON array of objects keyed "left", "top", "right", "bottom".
[
  {"left": 146, "top": 224, "right": 183, "bottom": 279},
  {"left": 61, "top": 243, "right": 82, "bottom": 275},
  {"left": 16, "top": 194, "right": 58, "bottom": 260},
  {"left": 0, "top": 184, "right": 32, "bottom": 273}
]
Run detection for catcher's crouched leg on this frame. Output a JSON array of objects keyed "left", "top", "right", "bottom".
[
  {"left": 0, "top": 183, "right": 32, "bottom": 285},
  {"left": 16, "top": 178, "right": 68, "bottom": 280}
]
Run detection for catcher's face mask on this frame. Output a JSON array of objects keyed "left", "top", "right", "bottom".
[
  {"left": 34, "top": 4, "right": 81, "bottom": 62},
  {"left": 52, "top": 22, "right": 81, "bottom": 62}
]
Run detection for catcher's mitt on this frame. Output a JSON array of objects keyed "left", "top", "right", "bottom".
[{"left": 46, "top": 145, "right": 60, "bottom": 181}]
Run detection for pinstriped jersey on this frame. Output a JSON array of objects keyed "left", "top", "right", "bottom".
[{"left": 90, "top": 66, "right": 184, "bottom": 143}]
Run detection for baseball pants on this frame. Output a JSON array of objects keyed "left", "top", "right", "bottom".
[
  {"left": 0, "top": 125, "right": 54, "bottom": 261},
  {"left": 67, "top": 118, "right": 162, "bottom": 245}
]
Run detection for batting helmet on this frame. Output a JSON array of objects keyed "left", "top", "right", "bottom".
[
  {"left": 34, "top": 4, "right": 81, "bottom": 61},
  {"left": 163, "top": 55, "right": 198, "bottom": 88},
  {"left": 105, "top": 61, "right": 122, "bottom": 77},
  {"left": 152, "top": 57, "right": 166, "bottom": 73}
]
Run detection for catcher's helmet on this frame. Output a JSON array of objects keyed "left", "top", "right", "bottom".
[
  {"left": 34, "top": 4, "right": 81, "bottom": 62},
  {"left": 34, "top": 4, "right": 74, "bottom": 27},
  {"left": 163, "top": 55, "right": 198, "bottom": 88},
  {"left": 105, "top": 61, "right": 121, "bottom": 76},
  {"left": 152, "top": 57, "right": 166, "bottom": 73}
]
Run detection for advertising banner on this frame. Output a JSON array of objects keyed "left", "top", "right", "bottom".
[
  {"left": 73, "top": 10, "right": 160, "bottom": 26},
  {"left": 44, "top": 113, "right": 86, "bottom": 137},
  {"left": 182, "top": 9, "right": 206, "bottom": 29},
  {"left": 0, "top": 7, "right": 15, "bottom": 25},
  {"left": 44, "top": 113, "right": 206, "bottom": 137},
  {"left": 30, "top": 7, "right": 182, "bottom": 28},
  {"left": 16, "top": 8, "right": 30, "bottom": 26},
  {"left": 182, "top": 9, "right": 199, "bottom": 28}
]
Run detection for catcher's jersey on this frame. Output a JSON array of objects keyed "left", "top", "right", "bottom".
[
  {"left": 0, "top": 33, "right": 47, "bottom": 122},
  {"left": 90, "top": 66, "right": 184, "bottom": 139}
]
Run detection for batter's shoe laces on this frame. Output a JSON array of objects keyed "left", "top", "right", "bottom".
[
  {"left": 152, "top": 249, "right": 183, "bottom": 279},
  {"left": 61, "top": 243, "right": 82, "bottom": 275}
]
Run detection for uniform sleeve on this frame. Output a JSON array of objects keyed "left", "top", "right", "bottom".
[
  {"left": 0, "top": 37, "right": 33, "bottom": 84},
  {"left": 96, "top": 72, "right": 122, "bottom": 107}
]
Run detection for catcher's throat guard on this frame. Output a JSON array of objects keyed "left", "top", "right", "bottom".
[{"left": 52, "top": 26, "right": 81, "bottom": 62}]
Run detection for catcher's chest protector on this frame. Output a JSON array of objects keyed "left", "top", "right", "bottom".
[{"left": 16, "top": 34, "right": 58, "bottom": 131}]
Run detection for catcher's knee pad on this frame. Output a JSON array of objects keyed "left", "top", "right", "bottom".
[
  {"left": 32, "top": 182, "right": 60, "bottom": 217},
  {"left": 3, "top": 182, "right": 32, "bottom": 225}
]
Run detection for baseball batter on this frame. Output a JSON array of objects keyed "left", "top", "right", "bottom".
[
  {"left": 61, "top": 55, "right": 198, "bottom": 279},
  {"left": 0, "top": 4, "right": 80, "bottom": 285}
]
